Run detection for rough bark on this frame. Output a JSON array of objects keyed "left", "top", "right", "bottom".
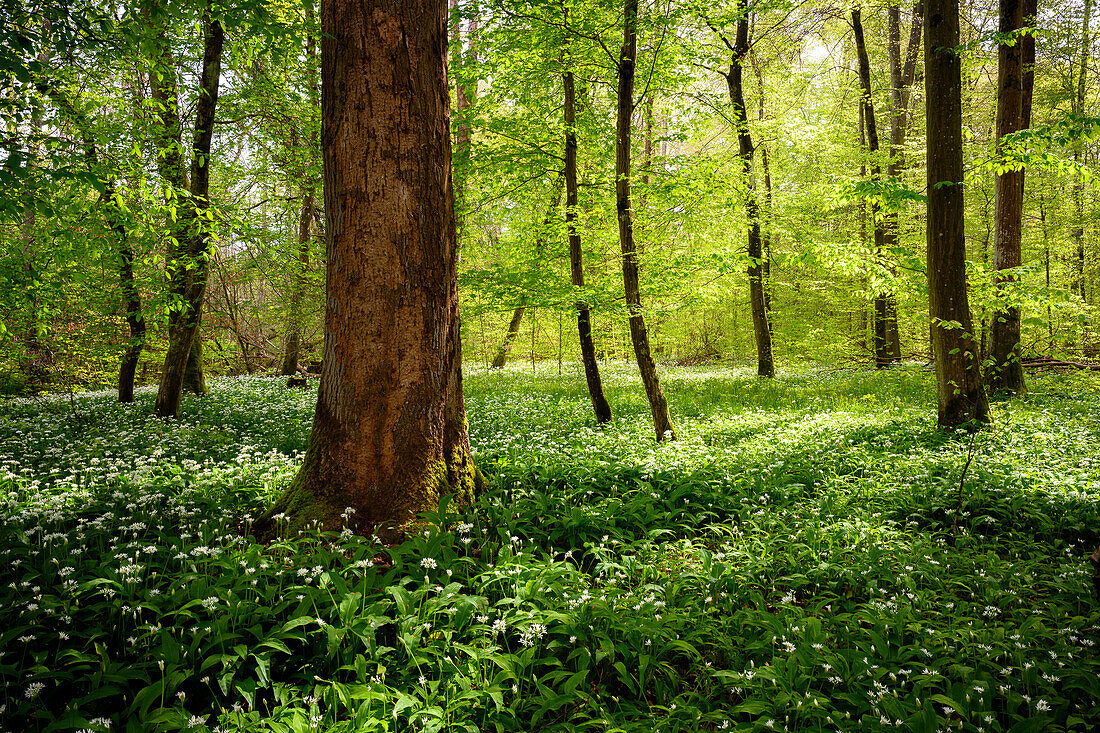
[
  {"left": 926, "top": 0, "right": 990, "bottom": 427},
  {"left": 153, "top": 6, "right": 223, "bottom": 416},
  {"left": 565, "top": 63, "right": 612, "bottom": 424},
  {"left": 725, "top": 0, "right": 775, "bottom": 378},
  {"left": 986, "top": 0, "right": 1034, "bottom": 393},
  {"left": 255, "top": 0, "right": 480, "bottom": 541},
  {"left": 618, "top": 0, "right": 676, "bottom": 440}
]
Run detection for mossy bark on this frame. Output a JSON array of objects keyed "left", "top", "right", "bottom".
[{"left": 255, "top": 0, "right": 480, "bottom": 543}]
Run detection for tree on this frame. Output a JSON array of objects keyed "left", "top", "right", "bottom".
[
  {"left": 152, "top": 1, "right": 225, "bottom": 418},
  {"left": 851, "top": 6, "right": 895, "bottom": 368},
  {"left": 617, "top": 0, "right": 676, "bottom": 440},
  {"left": 926, "top": 0, "right": 990, "bottom": 427},
  {"left": 985, "top": 0, "right": 1035, "bottom": 393},
  {"left": 255, "top": 0, "right": 481, "bottom": 540},
  {"left": 564, "top": 28, "right": 612, "bottom": 423},
  {"left": 715, "top": 0, "right": 775, "bottom": 378},
  {"left": 280, "top": 20, "right": 320, "bottom": 378},
  {"left": 882, "top": 2, "right": 922, "bottom": 363}
]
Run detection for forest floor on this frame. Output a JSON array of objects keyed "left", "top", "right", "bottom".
[{"left": 1, "top": 363, "right": 1098, "bottom": 732}]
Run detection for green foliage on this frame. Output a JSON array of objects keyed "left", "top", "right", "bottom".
[{"left": 1, "top": 367, "right": 1098, "bottom": 731}]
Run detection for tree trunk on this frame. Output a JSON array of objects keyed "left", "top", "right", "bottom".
[
  {"left": 451, "top": 0, "right": 477, "bottom": 228},
  {"left": 565, "top": 60, "right": 612, "bottom": 424},
  {"left": 986, "top": 0, "right": 1034, "bottom": 393},
  {"left": 853, "top": 7, "right": 901, "bottom": 369},
  {"left": 618, "top": 0, "right": 676, "bottom": 440},
  {"left": 926, "top": 0, "right": 990, "bottom": 427},
  {"left": 282, "top": 187, "right": 315, "bottom": 376},
  {"left": 446, "top": 0, "right": 479, "bottom": 460},
  {"left": 1073, "top": 0, "right": 1091, "bottom": 302},
  {"left": 20, "top": 39, "right": 52, "bottom": 386},
  {"left": 183, "top": 317, "right": 208, "bottom": 392},
  {"left": 255, "top": 0, "right": 480, "bottom": 541},
  {"left": 726, "top": 0, "right": 775, "bottom": 378},
  {"left": 751, "top": 51, "right": 776, "bottom": 330},
  {"left": 100, "top": 174, "right": 144, "bottom": 401},
  {"left": 153, "top": 5, "right": 223, "bottom": 417},
  {"left": 490, "top": 180, "right": 561, "bottom": 369},
  {"left": 885, "top": 3, "right": 923, "bottom": 364},
  {"left": 43, "top": 63, "right": 146, "bottom": 402},
  {"left": 490, "top": 304, "right": 526, "bottom": 368},
  {"left": 281, "top": 26, "right": 319, "bottom": 378}
]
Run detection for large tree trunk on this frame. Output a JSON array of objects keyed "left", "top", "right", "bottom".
[
  {"left": 986, "top": 0, "right": 1035, "bottom": 393},
  {"left": 255, "top": 0, "right": 479, "bottom": 541},
  {"left": 726, "top": 0, "right": 775, "bottom": 378},
  {"left": 154, "top": 6, "right": 223, "bottom": 417},
  {"left": 565, "top": 59, "right": 612, "bottom": 424},
  {"left": 618, "top": 0, "right": 676, "bottom": 440},
  {"left": 926, "top": 0, "right": 990, "bottom": 428}
]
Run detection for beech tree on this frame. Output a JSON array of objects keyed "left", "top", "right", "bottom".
[
  {"left": 926, "top": 0, "right": 990, "bottom": 427},
  {"left": 151, "top": 1, "right": 225, "bottom": 418},
  {"left": 617, "top": 0, "right": 676, "bottom": 440},
  {"left": 985, "top": 0, "right": 1036, "bottom": 393},
  {"left": 564, "top": 26, "right": 612, "bottom": 424},
  {"left": 256, "top": 0, "right": 481, "bottom": 539},
  {"left": 710, "top": 0, "right": 775, "bottom": 378}
]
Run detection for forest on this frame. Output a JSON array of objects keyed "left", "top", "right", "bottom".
[{"left": 1, "top": 0, "right": 1099, "bottom": 731}]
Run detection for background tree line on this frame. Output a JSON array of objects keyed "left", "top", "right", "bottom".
[{"left": 1, "top": 0, "right": 1097, "bottom": 408}]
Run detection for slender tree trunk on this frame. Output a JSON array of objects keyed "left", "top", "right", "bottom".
[
  {"left": 565, "top": 58, "right": 612, "bottom": 423},
  {"left": 281, "top": 187, "right": 314, "bottom": 376},
  {"left": 751, "top": 51, "right": 775, "bottom": 329},
  {"left": 491, "top": 180, "right": 561, "bottom": 368},
  {"left": 1040, "top": 192, "right": 1054, "bottom": 353},
  {"left": 281, "top": 24, "right": 319, "bottom": 378},
  {"left": 926, "top": 0, "right": 990, "bottom": 427},
  {"left": 491, "top": 304, "right": 526, "bottom": 368},
  {"left": 853, "top": 7, "right": 899, "bottom": 369},
  {"left": 255, "top": 0, "right": 479, "bottom": 541},
  {"left": 20, "top": 39, "right": 52, "bottom": 385},
  {"left": 446, "top": 0, "right": 479, "bottom": 464},
  {"left": 154, "top": 6, "right": 223, "bottom": 417},
  {"left": 1074, "top": 0, "right": 1091, "bottom": 302},
  {"left": 986, "top": 0, "right": 1034, "bottom": 393},
  {"left": 43, "top": 63, "right": 145, "bottom": 402},
  {"left": 726, "top": 0, "right": 775, "bottom": 378},
  {"left": 882, "top": 2, "right": 923, "bottom": 363},
  {"left": 618, "top": 0, "right": 676, "bottom": 440}
]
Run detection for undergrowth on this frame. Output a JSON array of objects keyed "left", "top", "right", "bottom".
[{"left": 1, "top": 364, "right": 1098, "bottom": 732}]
